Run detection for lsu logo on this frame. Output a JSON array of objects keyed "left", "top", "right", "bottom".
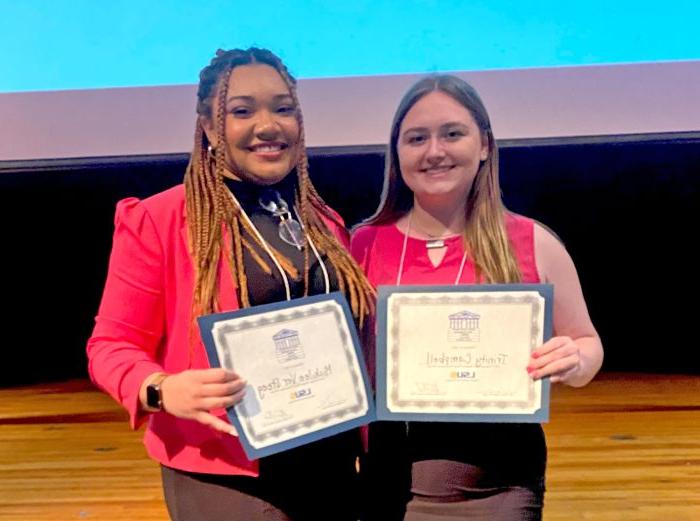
[
  {"left": 450, "top": 370, "right": 475, "bottom": 380},
  {"left": 290, "top": 388, "right": 312, "bottom": 400}
]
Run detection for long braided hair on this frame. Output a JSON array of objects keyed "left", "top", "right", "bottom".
[
  {"left": 184, "top": 47, "right": 374, "bottom": 326},
  {"left": 367, "top": 74, "right": 521, "bottom": 284}
]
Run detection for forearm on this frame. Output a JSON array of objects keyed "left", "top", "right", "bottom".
[
  {"left": 567, "top": 334, "right": 604, "bottom": 387},
  {"left": 87, "top": 197, "right": 167, "bottom": 426},
  {"left": 87, "top": 335, "right": 164, "bottom": 428}
]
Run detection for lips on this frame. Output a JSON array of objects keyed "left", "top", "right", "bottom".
[
  {"left": 247, "top": 142, "right": 289, "bottom": 161},
  {"left": 421, "top": 165, "right": 455, "bottom": 174},
  {"left": 248, "top": 142, "right": 288, "bottom": 152}
]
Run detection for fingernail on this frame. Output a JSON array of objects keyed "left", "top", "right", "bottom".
[
  {"left": 526, "top": 366, "right": 534, "bottom": 373},
  {"left": 531, "top": 352, "right": 540, "bottom": 359}
]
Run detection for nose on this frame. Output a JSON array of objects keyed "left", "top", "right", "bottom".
[
  {"left": 425, "top": 136, "right": 446, "bottom": 164},
  {"left": 254, "top": 110, "right": 280, "bottom": 139}
]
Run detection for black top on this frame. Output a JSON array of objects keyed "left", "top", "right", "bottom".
[
  {"left": 223, "top": 175, "right": 359, "bottom": 480},
  {"left": 224, "top": 175, "right": 339, "bottom": 306}
]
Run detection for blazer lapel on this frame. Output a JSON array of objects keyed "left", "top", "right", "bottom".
[
  {"left": 216, "top": 227, "right": 241, "bottom": 311},
  {"left": 179, "top": 222, "right": 241, "bottom": 313}
]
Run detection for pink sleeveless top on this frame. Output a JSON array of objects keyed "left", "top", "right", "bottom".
[
  {"left": 351, "top": 212, "right": 540, "bottom": 382},
  {"left": 351, "top": 213, "right": 540, "bottom": 287},
  {"left": 350, "top": 213, "right": 548, "bottom": 487}
]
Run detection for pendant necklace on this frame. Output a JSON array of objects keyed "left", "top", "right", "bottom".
[
  {"left": 258, "top": 189, "right": 306, "bottom": 250},
  {"left": 408, "top": 210, "right": 460, "bottom": 250},
  {"left": 228, "top": 190, "right": 330, "bottom": 300},
  {"left": 396, "top": 210, "right": 468, "bottom": 285},
  {"left": 426, "top": 238, "right": 446, "bottom": 250}
]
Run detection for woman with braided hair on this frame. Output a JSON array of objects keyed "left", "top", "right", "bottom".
[{"left": 87, "top": 47, "right": 374, "bottom": 520}]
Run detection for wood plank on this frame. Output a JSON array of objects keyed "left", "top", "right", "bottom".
[
  {"left": 1, "top": 373, "right": 699, "bottom": 520},
  {"left": 543, "top": 373, "right": 700, "bottom": 521}
]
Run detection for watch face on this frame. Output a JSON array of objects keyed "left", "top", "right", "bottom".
[{"left": 146, "top": 383, "right": 161, "bottom": 410}]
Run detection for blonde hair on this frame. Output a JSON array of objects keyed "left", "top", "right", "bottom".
[{"left": 367, "top": 75, "right": 521, "bottom": 283}]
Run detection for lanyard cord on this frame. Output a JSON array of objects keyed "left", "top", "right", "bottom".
[
  {"left": 229, "top": 192, "right": 329, "bottom": 301},
  {"left": 293, "top": 207, "right": 330, "bottom": 294}
]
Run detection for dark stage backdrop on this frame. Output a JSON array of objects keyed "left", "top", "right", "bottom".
[{"left": 1, "top": 134, "right": 698, "bottom": 386}]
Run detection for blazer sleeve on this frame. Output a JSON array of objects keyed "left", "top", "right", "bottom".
[
  {"left": 349, "top": 225, "right": 377, "bottom": 272},
  {"left": 318, "top": 204, "right": 350, "bottom": 249},
  {"left": 86, "top": 198, "right": 166, "bottom": 429}
]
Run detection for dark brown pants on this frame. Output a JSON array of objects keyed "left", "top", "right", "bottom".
[
  {"left": 405, "top": 459, "right": 544, "bottom": 521},
  {"left": 161, "top": 431, "right": 360, "bottom": 521},
  {"left": 360, "top": 422, "right": 546, "bottom": 521}
]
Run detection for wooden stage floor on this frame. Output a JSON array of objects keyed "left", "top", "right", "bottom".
[{"left": 1, "top": 372, "right": 699, "bottom": 520}]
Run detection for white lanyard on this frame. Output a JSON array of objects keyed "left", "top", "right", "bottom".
[
  {"left": 396, "top": 210, "right": 468, "bottom": 286},
  {"left": 229, "top": 192, "right": 330, "bottom": 301},
  {"left": 294, "top": 207, "right": 331, "bottom": 294}
]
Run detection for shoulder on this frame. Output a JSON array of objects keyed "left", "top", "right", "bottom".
[
  {"left": 533, "top": 221, "right": 564, "bottom": 249},
  {"left": 504, "top": 211, "right": 563, "bottom": 249},
  {"left": 350, "top": 223, "right": 384, "bottom": 251},
  {"left": 140, "top": 184, "right": 186, "bottom": 220},
  {"left": 314, "top": 203, "right": 349, "bottom": 246},
  {"left": 350, "top": 222, "right": 394, "bottom": 267},
  {"left": 112, "top": 185, "right": 185, "bottom": 251},
  {"left": 318, "top": 204, "right": 344, "bottom": 228},
  {"left": 533, "top": 221, "right": 575, "bottom": 282},
  {"left": 350, "top": 223, "right": 380, "bottom": 243},
  {"left": 503, "top": 212, "right": 537, "bottom": 269},
  {"left": 115, "top": 185, "right": 185, "bottom": 229},
  {"left": 503, "top": 212, "right": 570, "bottom": 282},
  {"left": 504, "top": 212, "right": 535, "bottom": 236}
]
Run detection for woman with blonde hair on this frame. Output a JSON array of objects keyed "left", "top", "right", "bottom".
[
  {"left": 352, "top": 74, "right": 603, "bottom": 520},
  {"left": 88, "top": 47, "right": 374, "bottom": 520}
]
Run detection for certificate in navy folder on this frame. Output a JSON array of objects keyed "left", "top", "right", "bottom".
[
  {"left": 376, "top": 284, "right": 553, "bottom": 423},
  {"left": 198, "top": 292, "right": 374, "bottom": 459}
]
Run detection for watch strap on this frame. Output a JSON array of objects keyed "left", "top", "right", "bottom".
[{"left": 145, "top": 373, "right": 169, "bottom": 412}]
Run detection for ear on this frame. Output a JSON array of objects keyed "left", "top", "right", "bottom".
[
  {"left": 479, "top": 134, "right": 489, "bottom": 161},
  {"left": 199, "top": 115, "right": 217, "bottom": 147}
]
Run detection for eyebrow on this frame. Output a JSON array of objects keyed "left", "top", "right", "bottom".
[
  {"left": 226, "top": 94, "right": 294, "bottom": 104},
  {"left": 402, "top": 122, "right": 469, "bottom": 134}
]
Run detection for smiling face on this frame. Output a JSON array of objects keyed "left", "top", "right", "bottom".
[
  {"left": 202, "top": 63, "right": 300, "bottom": 185},
  {"left": 397, "top": 90, "right": 488, "bottom": 206}
]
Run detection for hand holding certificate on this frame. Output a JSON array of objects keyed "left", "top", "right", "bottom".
[
  {"left": 198, "top": 292, "right": 373, "bottom": 459},
  {"left": 376, "top": 284, "right": 553, "bottom": 423}
]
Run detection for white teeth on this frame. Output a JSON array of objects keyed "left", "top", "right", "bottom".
[
  {"left": 253, "top": 144, "right": 283, "bottom": 152},
  {"left": 424, "top": 165, "right": 452, "bottom": 172}
]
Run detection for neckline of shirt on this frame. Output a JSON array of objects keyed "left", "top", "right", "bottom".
[{"left": 390, "top": 223, "right": 462, "bottom": 244}]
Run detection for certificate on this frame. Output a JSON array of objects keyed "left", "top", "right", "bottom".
[
  {"left": 376, "top": 284, "right": 552, "bottom": 423},
  {"left": 198, "top": 292, "right": 373, "bottom": 459}
]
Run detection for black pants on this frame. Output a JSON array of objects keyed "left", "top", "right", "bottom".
[
  {"left": 162, "top": 430, "right": 360, "bottom": 521},
  {"left": 405, "top": 459, "right": 544, "bottom": 521},
  {"left": 360, "top": 422, "right": 546, "bottom": 521}
]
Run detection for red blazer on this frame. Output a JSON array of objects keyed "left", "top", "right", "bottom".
[{"left": 87, "top": 184, "right": 350, "bottom": 476}]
